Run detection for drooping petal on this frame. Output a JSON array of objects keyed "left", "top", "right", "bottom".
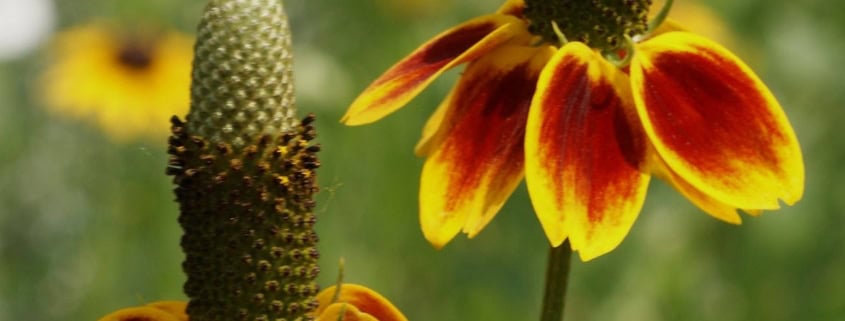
[
  {"left": 315, "top": 284, "right": 408, "bottom": 321},
  {"left": 97, "top": 301, "right": 187, "bottom": 321},
  {"left": 631, "top": 31, "right": 804, "bottom": 210},
  {"left": 525, "top": 42, "right": 650, "bottom": 261},
  {"left": 342, "top": 14, "right": 526, "bottom": 125},
  {"left": 420, "top": 44, "right": 554, "bottom": 247}
]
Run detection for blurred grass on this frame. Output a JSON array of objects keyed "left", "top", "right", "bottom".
[{"left": 1, "top": 0, "right": 843, "bottom": 320}]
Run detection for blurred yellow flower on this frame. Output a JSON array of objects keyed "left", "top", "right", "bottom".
[
  {"left": 653, "top": 0, "right": 735, "bottom": 47},
  {"left": 39, "top": 24, "right": 193, "bottom": 141}
]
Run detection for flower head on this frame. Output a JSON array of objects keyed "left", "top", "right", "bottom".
[
  {"left": 40, "top": 23, "right": 192, "bottom": 141},
  {"left": 99, "top": 1, "right": 411, "bottom": 320},
  {"left": 343, "top": 0, "right": 804, "bottom": 260}
]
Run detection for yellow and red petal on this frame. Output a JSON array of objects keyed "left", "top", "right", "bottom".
[
  {"left": 631, "top": 32, "right": 804, "bottom": 210},
  {"left": 651, "top": 156, "right": 743, "bottom": 224},
  {"left": 525, "top": 42, "right": 650, "bottom": 261},
  {"left": 419, "top": 44, "right": 554, "bottom": 247},
  {"left": 315, "top": 284, "right": 408, "bottom": 321},
  {"left": 98, "top": 301, "right": 187, "bottom": 321},
  {"left": 414, "top": 87, "right": 455, "bottom": 157},
  {"left": 342, "top": 14, "right": 526, "bottom": 125}
]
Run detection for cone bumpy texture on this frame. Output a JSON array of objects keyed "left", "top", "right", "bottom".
[
  {"left": 188, "top": 0, "right": 297, "bottom": 148},
  {"left": 168, "top": 1, "right": 321, "bottom": 320}
]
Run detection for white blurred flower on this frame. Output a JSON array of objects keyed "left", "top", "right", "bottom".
[{"left": 0, "top": 0, "right": 55, "bottom": 61}]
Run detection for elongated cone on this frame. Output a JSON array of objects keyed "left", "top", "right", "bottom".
[
  {"left": 187, "top": 0, "right": 299, "bottom": 147},
  {"left": 167, "top": 1, "right": 322, "bottom": 320}
]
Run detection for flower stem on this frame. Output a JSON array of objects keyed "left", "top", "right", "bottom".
[{"left": 540, "top": 240, "right": 573, "bottom": 321}]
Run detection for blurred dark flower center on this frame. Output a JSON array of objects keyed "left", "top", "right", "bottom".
[{"left": 117, "top": 44, "right": 153, "bottom": 70}]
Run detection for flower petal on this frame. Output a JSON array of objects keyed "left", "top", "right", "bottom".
[
  {"left": 497, "top": 0, "right": 525, "bottom": 17},
  {"left": 420, "top": 45, "right": 553, "bottom": 247},
  {"left": 651, "top": 157, "right": 742, "bottom": 224},
  {"left": 316, "top": 303, "right": 379, "bottom": 321},
  {"left": 342, "top": 14, "right": 525, "bottom": 125},
  {"left": 414, "top": 87, "right": 454, "bottom": 156},
  {"left": 97, "top": 301, "right": 187, "bottom": 321},
  {"left": 315, "top": 284, "right": 408, "bottom": 321},
  {"left": 525, "top": 42, "right": 650, "bottom": 261},
  {"left": 631, "top": 32, "right": 804, "bottom": 210},
  {"left": 146, "top": 301, "right": 188, "bottom": 321}
]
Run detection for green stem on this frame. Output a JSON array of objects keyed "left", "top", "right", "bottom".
[{"left": 540, "top": 240, "right": 573, "bottom": 321}]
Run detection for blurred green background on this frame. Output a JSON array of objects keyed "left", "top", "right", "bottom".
[{"left": 1, "top": 0, "right": 843, "bottom": 320}]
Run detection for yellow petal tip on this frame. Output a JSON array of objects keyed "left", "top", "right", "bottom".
[
  {"left": 339, "top": 109, "right": 377, "bottom": 126},
  {"left": 545, "top": 231, "right": 566, "bottom": 248},
  {"left": 422, "top": 230, "right": 452, "bottom": 250},
  {"left": 576, "top": 248, "right": 603, "bottom": 262}
]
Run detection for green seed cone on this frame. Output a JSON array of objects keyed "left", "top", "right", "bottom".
[
  {"left": 167, "top": 1, "right": 321, "bottom": 320},
  {"left": 188, "top": 0, "right": 298, "bottom": 148}
]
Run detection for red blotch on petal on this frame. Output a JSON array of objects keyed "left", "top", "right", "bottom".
[
  {"left": 420, "top": 45, "right": 552, "bottom": 246},
  {"left": 537, "top": 64, "right": 645, "bottom": 220},
  {"left": 374, "top": 22, "right": 496, "bottom": 89},
  {"left": 438, "top": 63, "right": 534, "bottom": 210},
  {"left": 526, "top": 43, "right": 649, "bottom": 259},
  {"left": 641, "top": 52, "right": 781, "bottom": 175},
  {"left": 633, "top": 32, "right": 803, "bottom": 209},
  {"left": 343, "top": 15, "right": 522, "bottom": 125}
]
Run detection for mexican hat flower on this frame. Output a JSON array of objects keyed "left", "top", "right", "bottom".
[
  {"left": 342, "top": 0, "right": 804, "bottom": 260},
  {"left": 98, "top": 1, "right": 410, "bottom": 321},
  {"left": 40, "top": 23, "right": 192, "bottom": 141}
]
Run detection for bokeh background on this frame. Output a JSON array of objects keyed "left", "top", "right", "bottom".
[{"left": 1, "top": 0, "right": 842, "bottom": 320}]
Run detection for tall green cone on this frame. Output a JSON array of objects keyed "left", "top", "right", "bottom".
[
  {"left": 167, "top": 1, "right": 321, "bottom": 320},
  {"left": 188, "top": 0, "right": 298, "bottom": 148}
]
